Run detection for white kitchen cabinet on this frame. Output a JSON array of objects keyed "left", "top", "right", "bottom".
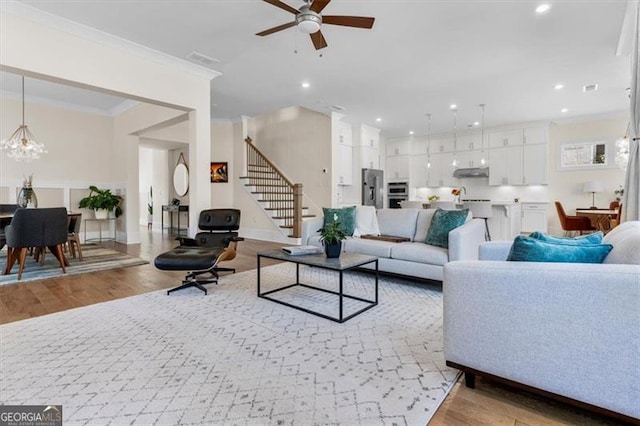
[
  {"left": 428, "top": 137, "right": 455, "bottom": 154},
  {"left": 523, "top": 127, "right": 547, "bottom": 145},
  {"left": 387, "top": 155, "right": 410, "bottom": 180},
  {"left": 489, "top": 129, "right": 524, "bottom": 148},
  {"left": 427, "top": 152, "right": 457, "bottom": 187},
  {"left": 489, "top": 146, "right": 523, "bottom": 185},
  {"left": 337, "top": 144, "right": 353, "bottom": 185},
  {"left": 361, "top": 146, "right": 379, "bottom": 169},
  {"left": 455, "top": 149, "right": 486, "bottom": 169},
  {"left": 411, "top": 154, "right": 429, "bottom": 187},
  {"left": 412, "top": 140, "right": 428, "bottom": 155},
  {"left": 521, "top": 202, "right": 548, "bottom": 233},
  {"left": 522, "top": 143, "right": 548, "bottom": 185},
  {"left": 386, "top": 140, "right": 411, "bottom": 156},
  {"left": 457, "top": 133, "right": 484, "bottom": 152},
  {"left": 360, "top": 125, "right": 380, "bottom": 149},
  {"left": 338, "top": 121, "right": 353, "bottom": 146}
]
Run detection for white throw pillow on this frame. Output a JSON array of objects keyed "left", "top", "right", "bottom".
[{"left": 353, "top": 206, "right": 381, "bottom": 237}]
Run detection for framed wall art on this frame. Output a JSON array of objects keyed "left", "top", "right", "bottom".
[{"left": 210, "top": 162, "right": 229, "bottom": 183}]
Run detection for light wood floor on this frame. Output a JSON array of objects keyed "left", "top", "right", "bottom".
[{"left": 0, "top": 229, "right": 623, "bottom": 425}]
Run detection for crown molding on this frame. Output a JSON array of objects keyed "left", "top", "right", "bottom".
[{"left": 1, "top": 1, "right": 222, "bottom": 81}]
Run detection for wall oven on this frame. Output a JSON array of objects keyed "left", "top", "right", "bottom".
[{"left": 387, "top": 182, "right": 408, "bottom": 209}]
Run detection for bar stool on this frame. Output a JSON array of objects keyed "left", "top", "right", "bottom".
[{"left": 464, "top": 201, "right": 493, "bottom": 240}]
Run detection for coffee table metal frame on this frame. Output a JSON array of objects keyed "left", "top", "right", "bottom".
[{"left": 257, "top": 250, "right": 379, "bottom": 323}]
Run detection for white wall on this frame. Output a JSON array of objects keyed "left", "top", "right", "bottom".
[{"left": 211, "top": 120, "right": 234, "bottom": 208}]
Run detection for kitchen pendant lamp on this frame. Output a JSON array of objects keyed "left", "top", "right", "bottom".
[
  {"left": 451, "top": 108, "right": 458, "bottom": 167},
  {"left": 426, "top": 113, "right": 432, "bottom": 168},
  {"left": 0, "top": 76, "right": 47, "bottom": 162},
  {"left": 479, "top": 104, "right": 487, "bottom": 166}
]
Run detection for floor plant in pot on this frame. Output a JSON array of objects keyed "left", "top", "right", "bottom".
[
  {"left": 79, "top": 185, "right": 123, "bottom": 219},
  {"left": 319, "top": 213, "right": 348, "bottom": 258}
]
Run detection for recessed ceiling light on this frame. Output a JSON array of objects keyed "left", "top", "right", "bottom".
[
  {"left": 409, "top": 131, "right": 414, "bottom": 135},
  {"left": 554, "top": 83, "right": 564, "bottom": 90},
  {"left": 561, "top": 108, "right": 568, "bottom": 113},
  {"left": 536, "top": 4, "right": 551, "bottom": 14},
  {"left": 301, "top": 82, "right": 310, "bottom": 89},
  {"left": 473, "top": 121, "right": 480, "bottom": 126},
  {"left": 375, "top": 117, "right": 382, "bottom": 122},
  {"left": 449, "top": 104, "right": 457, "bottom": 110}
]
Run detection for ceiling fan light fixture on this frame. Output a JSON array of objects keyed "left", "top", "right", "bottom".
[{"left": 296, "top": 8, "right": 322, "bottom": 34}]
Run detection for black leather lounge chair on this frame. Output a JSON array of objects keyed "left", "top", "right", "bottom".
[{"left": 154, "top": 209, "right": 243, "bottom": 295}]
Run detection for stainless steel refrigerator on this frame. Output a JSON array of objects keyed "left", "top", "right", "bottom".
[{"left": 362, "top": 168, "right": 384, "bottom": 209}]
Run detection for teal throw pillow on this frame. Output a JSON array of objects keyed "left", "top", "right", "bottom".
[
  {"left": 507, "top": 235, "right": 612, "bottom": 263},
  {"left": 323, "top": 206, "right": 356, "bottom": 236},
  {"left": 425, "top": 208, "right": 469, "bottom": 249},
  {"left": 529, "top": 231, "right": 604, "bottom": 245}
]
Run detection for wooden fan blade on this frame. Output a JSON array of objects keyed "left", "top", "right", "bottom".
[
  {"left": 310, "top": 30, "right": 328, "bottom": 50},
  {"left": 256, "top": 21, "right": 297, "bottom": 36},
  {"left": 263, "top": 0, "right": 299, "bottom": 15},
  {"left": 322, "top": 16, "right": 375, "bottom": 29},
  {"left": 310, "top": 0, "right": 331, "bottom": 13}
]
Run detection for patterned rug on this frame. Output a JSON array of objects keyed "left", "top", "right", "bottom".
[
  {"left": 0, "top": 244, "right": 148, "bottom": 286},
  {"left": 0, "top": 262, "right": 458, "bottom": 425}
]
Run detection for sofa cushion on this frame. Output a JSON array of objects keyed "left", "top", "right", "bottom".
[
  {"left": 344, "top": 238, "right": 392, "bottom": 258},
  {"left": 391, "top": 242, "right": 448, "bottom": 266},
  {"left": 323, "top": 206, "right": 356, "bottom": 236},
  {"left": 530, "top": 231, "right": 604, "bottom": 245},
  {"left": 603, "top": 220, "right": 640, "bottom": 245},
  {"left": 507, "top": 235, "right": 612, "bottom": 263},
  {"left": 353, "top": 205, "right": 381, "bottom": 237},
  {"left": 425, "top": 209, "right": 470, "bottom": 249},
  {"left": 376, "top": 209, "right": 419, "bottom": 240},
  {"left": 603, "top": 233, "right": 640, "bottom": 264},
  {"left": 413, "top": 209, "right": 437, "bottom": 242}
]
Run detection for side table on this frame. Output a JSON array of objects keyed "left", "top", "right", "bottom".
[
  {"left": 84, "top": 217, "right": 116, "bottom": 243},
  {"left": 162, "top": 205, "right": 189, "bottom": 234}
]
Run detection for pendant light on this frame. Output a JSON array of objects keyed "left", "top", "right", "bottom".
[
  {"left": 479, "top": 104, "right": 487, "bottom": 166},
  {"left": 426, "top": 113, "right": 432, "bottom": 168},
  {"left": 451, "top": 108, "right": 458, "bottom": 167},
  {"left": 0, "top": 76, "right": 47, "bottom": 162}
]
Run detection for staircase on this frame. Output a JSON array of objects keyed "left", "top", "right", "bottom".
[{"left": 240, "top": 137, "right": 315, "bottom": 239}]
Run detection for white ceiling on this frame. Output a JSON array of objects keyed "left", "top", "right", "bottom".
[{"left": 3, "top": 0, "right": 632, "bottom": 137}]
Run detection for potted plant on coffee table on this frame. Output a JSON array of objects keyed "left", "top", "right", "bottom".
[
  {"left": 318, "top": 213, "right": 348, "bottom": 258},
  {"left": 79, "top": 185, "right": 123, "bottom": 219}
]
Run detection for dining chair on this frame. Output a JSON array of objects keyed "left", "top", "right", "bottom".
[
  {"left": 0, "top": 204, "right": 18, "bottom": 252},
  {"left": 554, "top": 201, "right": 596, "bottom": 236},
  {"left": 67, "top": 213, "right": 83, "bottom": 260},
  {"left": 463, "top": 201, "right": 493, "bottom": 240},
  {"left": 3, "top": 207, "right": 69, "bottom": 280},
  {"left": 610, "top": 203, "right": 622, "bottom": 229}
]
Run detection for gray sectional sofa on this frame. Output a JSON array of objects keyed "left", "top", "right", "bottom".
[
  {"left": 302, "top": 208, "right": 486, "bottom": 281},
  {"left": 443, "top": 220, "right": 640, "bottom": 422}
]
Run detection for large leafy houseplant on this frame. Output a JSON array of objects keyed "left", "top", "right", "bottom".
[{"left": 79, "top": 185, "right": 123, "bottom": 217}]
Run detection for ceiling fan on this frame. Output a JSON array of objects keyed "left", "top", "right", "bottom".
[{"left": 256, "top": 0, "right": 375, "bottom": 50}]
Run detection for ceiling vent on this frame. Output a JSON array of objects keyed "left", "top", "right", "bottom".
[
  {"left": 186, "top": 51, "right": 220, "bottom": 67},
  {"left": 331, "top": 104, "right": 346, "bottom": 112},
  {"left": 583, "top": 83, "right": 599, "bottom": 93}
]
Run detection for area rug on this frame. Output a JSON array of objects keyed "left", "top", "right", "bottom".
[
  {"left": 0, "top": 244, "right": 148, "bottom": 286},
  {"left": 0, "top": 262, "right": 459, "bottom": 425}
]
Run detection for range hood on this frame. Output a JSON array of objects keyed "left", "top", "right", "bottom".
[{"left": 453, "top": 167, "right": 490, "bottom": 178}]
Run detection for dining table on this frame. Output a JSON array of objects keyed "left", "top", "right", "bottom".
[{"left": 575, "top": 208, "right": 617, "bottom": 233}]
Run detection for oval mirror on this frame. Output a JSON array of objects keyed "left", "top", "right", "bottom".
[{"left": 173, "top": 162, "right": 189, "bottom": 196}]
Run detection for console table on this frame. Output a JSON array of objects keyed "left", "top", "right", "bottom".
[{"left": 162, "top": 205, "right": 189, "bottom": 234}]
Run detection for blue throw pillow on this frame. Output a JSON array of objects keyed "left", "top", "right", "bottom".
[
  {"left": 425, "top": 208, "right": 469, "bottom": 249},
  {"left": 507, "top": 235, "right": 612, "bottom": 263},
  {"left": 529, "top": 231, "right": 604, "bottom": 245},
  {"left": 323, "top": 206, "right": 356, "bottom": 236}
]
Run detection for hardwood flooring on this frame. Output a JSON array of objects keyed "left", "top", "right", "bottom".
[{"left": 0, "top": 229, "right": 625, "bottom": 425}]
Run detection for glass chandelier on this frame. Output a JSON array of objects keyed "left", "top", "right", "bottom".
[
  {"left": 479, "top": 104, "right": 487, "bottom": 166},
  {"left": 0, "top": 76, "right": 47, "bottom": 162},
  {"left": 615, "top": 123, "right": 630, "bottom": 171}
]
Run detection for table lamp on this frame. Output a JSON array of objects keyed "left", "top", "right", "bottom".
[{"left": 583, "top": 181, "right": 604, "bottom": 209}]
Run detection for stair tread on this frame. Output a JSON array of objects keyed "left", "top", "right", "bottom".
[
  {"left": 245, "top": 184, "right": 290, "bottom": 188},
  {"left": 272, "top": 215, "right": 315, "bottom": 219},
  {"left": 239, "top": 176, "right": 281, "bottom": 181}
]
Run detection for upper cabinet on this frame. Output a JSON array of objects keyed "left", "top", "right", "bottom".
[
  {"left": 338, "top": 121, "right": 353, "bottom": 146},
  {"left": 489, "top": 129, "right": 524, "bottom": 148},
  {"left": 386, "top": 140, "right": 411, "bottom": 156},
  {"left": 360, "top": 125, "right": 380, "bottom": 149}
]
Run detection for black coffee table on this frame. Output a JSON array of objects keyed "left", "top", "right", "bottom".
[{"left": 257, "top": 250, "right": 379, "bottom": 323}]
